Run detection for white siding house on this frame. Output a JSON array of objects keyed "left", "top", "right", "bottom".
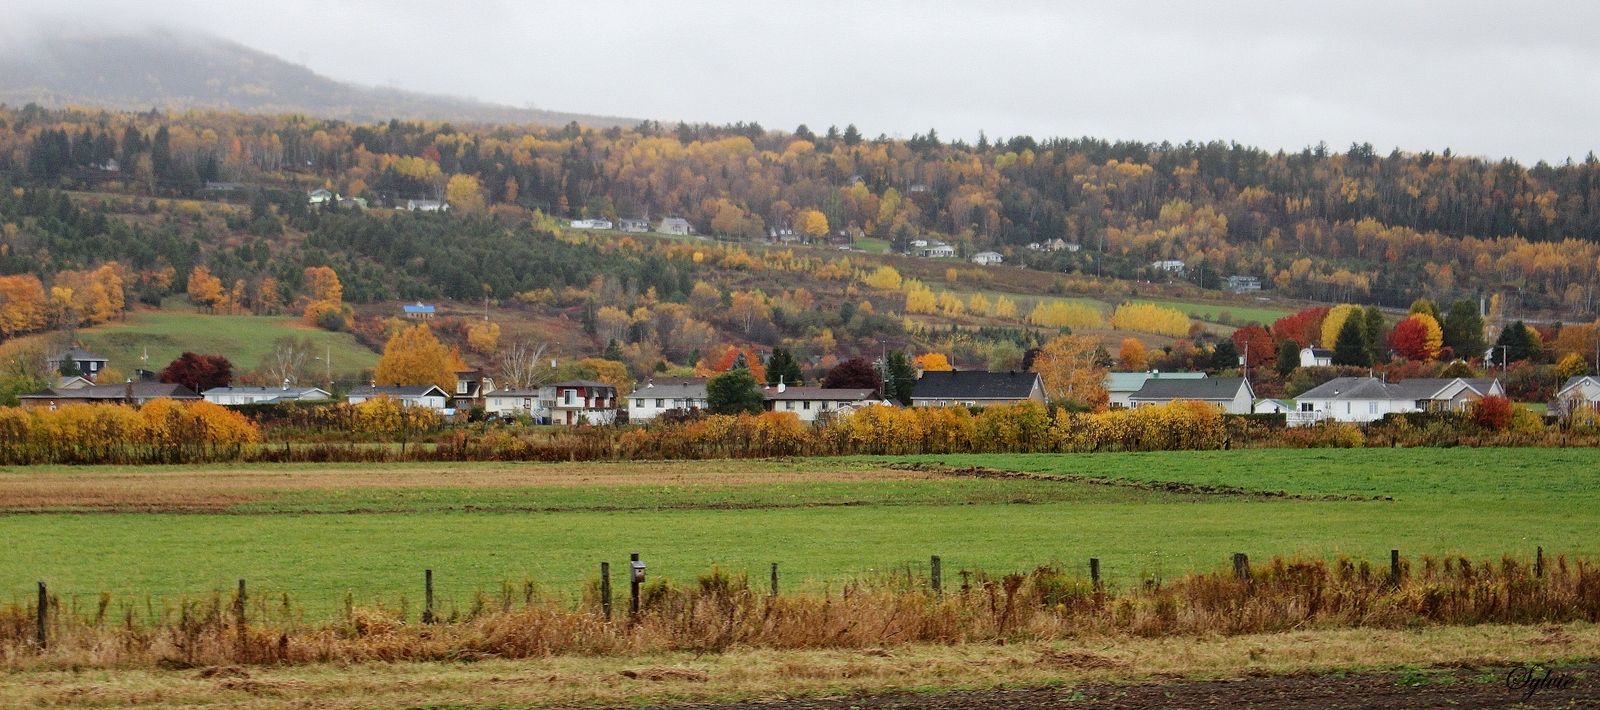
[
  {"left": 486, "top": 388, "right": 555, "bottom": 421},
  {"left": 1127, "top": 377, "right": 1254, "bottom": 414},
  {"left": 203, "top": 386, "right": 330, "bottom": 405},
  {"left": 345, "top": 385, "right": 451, "bottom": 410},
  {"left": 970, "top": 251, "right": 1004, "bottom": 265},
  {"left": 628, "top": 379, "right": 708, "bottom": 422},
  {"left": 1292, "top": 377, "right": 1504, "bottom": 425},
  {"left": 762, "top": 385, "right": 878, "bottom": 422}
]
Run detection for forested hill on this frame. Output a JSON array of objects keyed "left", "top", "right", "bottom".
[
  {"left": 0, "top": 31, "right": 634, "bottom": 128},
  {"left": 1, "top": 104, "right": 1598, "bottom": 316}
]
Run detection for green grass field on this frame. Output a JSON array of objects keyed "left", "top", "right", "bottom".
[
  {"left": 1, "top": 449, "right": 1596, "bottom": 618},
  {"left": 1127, "top": 299, "right": 1294, "bottom": 326},
  {"left": 77, "top": 312, "right": 380, "bottom": 378}
]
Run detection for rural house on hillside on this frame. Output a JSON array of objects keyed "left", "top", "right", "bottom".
[
  {"left": 203, "top": 386, "right": 330, "bottom": 405},
  {"left": 628, "top": 378, "right": 708, "bottom": 422},
  {"left": 20, "top": 382, "right": 200, "bottom": 410},
  {"left": 762, "top": 384, "right": 878, "bottom": 422},
  {"left": 47, "top": 347, "right": 109, "bottom": 380},
  {"left": 910, "top": 370, "right": 1045, "bottom": 408},
  {"left": 1554, "top": 376, "right": 1600, "bottom": 417},
  {"left": 345, "top": 385, "right": 450, "bottom": 410},
  {"left": 1293, "top": 377, "right": 1504, "bottom": 425},
  {"left": 1128, "top": 377, "right": 1254, "bottom": 414},
  {"left": 1105, "top": 371, "right": 1206, "bottom": 408},
  {"left": 658, "top": 217, "right": 692, "bottom": 235}
]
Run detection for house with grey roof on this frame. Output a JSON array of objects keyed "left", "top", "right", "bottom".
[
  {"left": 910, "top": 370, "right": 1045, "bottom": 407},
  {"left": 19, "top": 382, "right": 200, "bottom": 410},
  {"left": 1128, "top": 377, "right": 1254, "bottom": 414},
  {"left": 345, "top": 385, "right": 451, "bottom": 410},
  {"left": 762, "top": 384, "right": 879, "bottom": 422},
  {"left": 1552, "top": 376, "right": 1600, "bottom": 418},
  {"left": 1105, "top": 371, "right": 1206, "bottom": 408},
  {"left": 203, "top": 386, "right": 330, "bottom": 406},
  {"left": 46, "top": 347, "right": 110, "bottom": 381},
  {"left": 628, "top": 378, "right": 709, "bottom": 422},
  {"left": 658, "top": 217, "right": 692, "bottom": 235},
  {"left": 1293, "top": 377, "right": 1503, "bottom": 425},
  {"left": 486, "top": 387, "right": 557, "bottom": 422}
]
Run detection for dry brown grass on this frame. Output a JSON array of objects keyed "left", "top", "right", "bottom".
[
  {"left": 0, "top": 459, "right": 926, "bottom": 511},
  {"left": 3, "top": 625, "right": 1596, "bottom": 709}
]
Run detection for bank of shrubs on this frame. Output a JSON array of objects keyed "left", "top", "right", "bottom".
[{"left": 3, "top": 398, "right": 1595, "bottom": 465}]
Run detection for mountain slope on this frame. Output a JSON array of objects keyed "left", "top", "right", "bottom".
[{"left": 0, "top": 30, "right": 636, "bottom": 128}]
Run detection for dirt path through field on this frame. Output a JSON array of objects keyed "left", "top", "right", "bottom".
[
  {"left": 0, "top": 459, "right": 936, "bottom": 511},
  {"left": 658, "top": 667, "right": 1600, "bottom": 709}
]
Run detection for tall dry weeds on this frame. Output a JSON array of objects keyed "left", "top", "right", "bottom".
[{"left": 4, "top": 553, "right": 1599, "bottom": 670}]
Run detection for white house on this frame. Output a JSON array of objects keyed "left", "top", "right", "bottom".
[
  {"left": 405, "top": 199, "right": 447, "bottom": 212},
  {"left": 971, "top": 251, "right": 1004, "bottom": 265},
  {"left": 345, "top": 385, "right": 451, "bottom": 410},
  {"left": 1152, "top": 259, "right": 1187, "bottom": 274},
  {"left": 486, "top": 387, "right": 556, "bottom": 422},
  {"left": 1300, "top": 347, "right": 1333, "bottom": 368},
  {"left": 570, "top": 219, "right": 614, "bottom": 229},
  {"left": 628, "top": 378, "right": 708, "bottom": 422},
  {"left": 1553, "top": 376, "right": 1600, "bottom": 418},
  {"left": 203, "top": 386, "right": 330, "bottom": 405},
  {"left": 1254, "top": 398, "right": 1296, "bottom": 414},
  {"left": 308, "top": 188, "right": 335, "bottom": 206},
  {"left": 1104, "top": 371, "right": 1206, "bottom": 409},
  {"left": 1226, "top": 275, "right": 1261, "bottom": 292},
  {"left": 1128, "top": 377, "right": 1254, "bottom": 414},
  {"left": 552, "top": 380, "right": 620, "bottom": 425},
  {"left": 762, "top": 384, "right": 879, "bottom": 422},
  {"left": 658, "top": 217, "right": 692, "bottom": 235},
  {"left": 618, "top": 218, "right": 651, "bottom": 232},
  {"left": 1292, "top": 377, "right": 1504, "bottom": 425}
]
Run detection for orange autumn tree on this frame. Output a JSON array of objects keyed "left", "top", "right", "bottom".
[
  {"left": 1119, "top": 338, "right": 1147, "bottom": 370},
  {"left": 915, "top": 352, "right": 953, "bottom": 372},
  {"left": 0, "top": 274, "right": 48, "bottom": 335},
  {"left": 696, "top": 343, "right": 767, "bottom": 384},
  {"left": 187, "top": 265, "right": 228, "bottom": 312},
  {"left": 374, "top": 324, "right": 457, "bottom": 390}
]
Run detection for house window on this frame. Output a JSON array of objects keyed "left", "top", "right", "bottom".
[
  {"left": 635, "top": 399, "right": 644, "bottom": 407},
  {"left": 1368, "top": 402, "right": 1378, "bottom": 414},
  {"left": 785, "top": 400, "right": 794, "bottom": 410},
  {"left": 1301, "top": 403, "right": 1314, "bottom": 412},
  {"left": 523, "top": 399, "right": 533, "bottom": 409},
  {"left": 656, "top": 399, "right": 665, "bottom": 407},
  {"left": 1345, "top": 402, "right": 1351, "bottom": 414},
  {"left": 564, "top": 390, "right": 575, "bottom": 406},
  {"left": 457, "top": 381, "right": 468, "bottom": 394},
  {"left": 803, "top": 401, "right": 811, "bottom": 410}
]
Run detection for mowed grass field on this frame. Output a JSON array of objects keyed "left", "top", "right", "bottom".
[
  {"left": 76, "top": 311, "right": 380, "bottom": 378},
  {"left": 1, "top": 449, "right": 1597, "bottom": 618},
  {"left": 1126, "top": 299, "right": 1295, "bottom": 326}
]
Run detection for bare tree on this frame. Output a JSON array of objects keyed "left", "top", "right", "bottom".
[
  {"left": 498, "top": 340, "right": 554, "bottom": 390},
  {"left": 267, "top": 337, "right": 315, "bottom": 386}
]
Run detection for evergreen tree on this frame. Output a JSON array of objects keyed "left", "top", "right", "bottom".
[
  {"left": 1275, "top": 339, "right": 1301, "bottom": 377},
  {"left": 1332, "top": 316, "right": 1371, "bottom": 366},
  {"left": 706, "top": 369, "right": 764, "bottom": 415},
  {"left": 886, "top": 350, "right": 917, "bottom": 405},
  {"left": 765, "top": 347, "right": 804, "bottom": 386},
  {"left": 1493, "top": 320, "right": 1539, "bottom": 366},
  {"left": 1362, "top": 306, "right": 1387, "bottom": 363},
  {"left": 150, "top": 126, "right": 173, "bottom": 187},
  {"left": 1210, "top": 339, "right": 1239, "bottom": 371},
  {"left": 1442, "top": 300, "right": 1487, "bottom": 360},
  {"left": 1408, "top": 298, "right": 1441, "bottom": 323},
  {"left": 602, "top": 339, "right": 624, "bottom": 361}
]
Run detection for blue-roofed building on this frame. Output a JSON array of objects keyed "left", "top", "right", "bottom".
[{"left": 403, "top": 302, "right": 436, "bottom": 319}]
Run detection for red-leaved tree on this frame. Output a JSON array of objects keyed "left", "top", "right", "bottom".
[
  {"left": 1468, "top": 395, "right": 1513, "bottom": 431},
  {"left": 823, "top": 357, "right": 881, "bottom": 392},
  {"left": 1232, "top": 324, "right": 1276, "bottom": 368},
  {"left": 1272, "top": 307, "right": 1329, "bottom": 351},
  {"left": 159, "top": 352, "right": 234, "bottom": 393},
  {"left": 1389, "top": 317, "right": 1432, "bottom": 361}
]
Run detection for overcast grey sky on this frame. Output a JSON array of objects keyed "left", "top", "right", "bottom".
[{"left": 10, "top": 1, "right": 1600, "bottom": 162}]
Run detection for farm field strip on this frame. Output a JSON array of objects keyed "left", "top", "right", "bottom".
[
  {"left": 6, "top": 624, "right": 1597, "bottom": 709},
  {"left": 1124, "top": 298, "right": 1294, "bottom": 326},
  {"left": 4, "top": 449, "right": 1598, "bottom": 616},
  {"left": 75, "top": 311, "right": 380, "bottom": 377}
]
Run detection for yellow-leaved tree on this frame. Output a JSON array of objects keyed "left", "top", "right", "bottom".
[
  {"left": 187, "top": 265, "right": 228, "bottom": 312},
  {"left": 1107, "top": 302, "right": 1188, "bottom": 336},
  {"left": 993, "top": 295, "right": 1018, "bottom": 320},
  {"left": 375, "top": 324, "right": 457, "bottom": 390},
  {"left": 1032, "top": 334, "right": 1108, "bottom": 408},
  {"left": 916, "top": 352, "right": 953, "bottom": 372},
  {"left": 301, "top": 266, "right": 348, "bottom": 329},
  {"left": 446, "top": 174, "right": 486, "bottom": 215},
  {"left": 863, "top": 266, "right": 902, "bottom": 291},
  {"left": 797, "top": 209, "right": 829, "bottom": 237},
  {"left": 1320, "top": 304, "right": 1363, "bottom": 349}
]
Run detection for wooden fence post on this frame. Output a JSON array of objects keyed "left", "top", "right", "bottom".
[
  {"left": 601, "top": 562, "right": 612, "bottom": 620},
  {"left": 36, "top": 581, "right": 46, "bottom": 650},
  {"left": 1232, "top": 553, "right": 1250, "bottom": 581},
  {"left": 1536, "top": 546, "right": 1545, "bottom": 578},
  {"left": 1390, "top": 550, "right": 1401, "bottom": 588},
  {"left": 235, "top": 579, "right": 247, "bottom": 651},
  {"left": 770, "top": 562, "right": 779, "bottom": 597},
  {"left": 423, "top": 569, "right": 434, "bottom": 624},
  {"left": 930, "top": 556, "right": 941, "bottom": 595}
]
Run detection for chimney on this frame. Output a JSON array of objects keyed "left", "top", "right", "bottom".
[
  {"left": 125, "top": 380, "right": 133, "bottom": 404},
  {"left": 777, "top": 376, "right": 786, "bottom": 393}
]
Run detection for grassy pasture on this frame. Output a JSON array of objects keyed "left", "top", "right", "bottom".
[
  {"left": 76, "top": 311, "right": 380, "bottom": 378},
  {"left": 1126, "top": 298, "right": 1294, "bottom": 326},
  {"left": 1, "top": 449, "right": 1596, "bottom": 618}
]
